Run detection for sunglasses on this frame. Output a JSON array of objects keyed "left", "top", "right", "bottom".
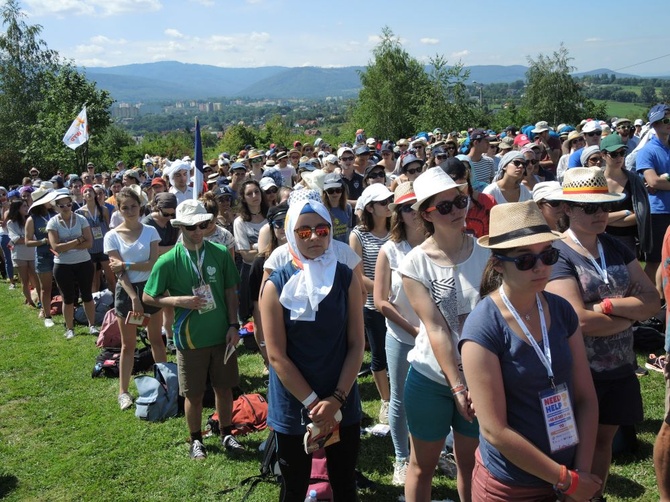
[
  {"left": 182, "top": 221, "right": 210, "bottom": 231},
  {"left": 586, "top": 131, "right": 603, "bottom": 137},
  {"left": 326, "top": 188, "right": 343, "bottom": 195},
  {"left": 494, "top": 248, "right": 560, "bottom": 271},
  {"left": 511, "top": 160, "right": 528, "bottom": 168},
  {"left": 57, "top": 202, "right": 72, "bottom": 208},
  {"left": 340, "top": 156, "right": 355, "bottom": 162},
  {"left": 424, "top": 194, "right": 469, "bottom": 215},
  {"left": 435, "top": 154, "right": 448, "bottom": 161},
  {"left": 160, "top": 210, "right": 175, "bottom": 218},
  {"left": 375, "top": 197, "right": 393, "bottom": 206},
  {"left": 294, "top": 223, "right": 331, "bottom": 240},
  {"left": 660, "top": 118, "right": 670, "bottom": 125},
  {"left": 271, "top": 220, "right": 284, "bottom": 229},
  {"left": 587, "top": 157, "right": 603, "bottom": 164},
  {"left": 406, "top": 166, "right": 422, "bottom": 176},
  {"left": 608, "top": 150, "right": 626, "bottom": 159},
  {"left": 571, "top": 138, "right": 585, "bottom": 145},
  {"left": 367, "top": 171, "right": 385, "bottom": 180},
  {"left": 538, "top": 199, "right": 561, "bottom": 208},
  {"left": 569, "top": 202, "right": 614, "bottom": 214},
  {"left": 251, "top": 158, "right": 263, "bottom": 164},
  {"left": 398, "top": 204, "right": 415, "bottom": 213},
  {"left": 290, "top": 156, "right": 300, "bottom": 160},
  {"left": 264, "top": 187, "right": 278, "bottom": 195},
  {"left": 526, "top": 159, "right": 539, "bottom": 165},
  {"left": 446, "top": 145, "right": 457, "bottom": 150}
]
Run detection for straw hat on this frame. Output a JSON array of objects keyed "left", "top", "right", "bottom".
[
  {"left": 388, "top": 181, "right": 416, "bottom": 210},
  {"left": 29, "top": 187, "right": 57, "bottom": 209},
  {"left": 478, "top": 200, "right": 563, "bottom": 249},
  {"left": 555, "top": 168, "right": 626, "bottom": 203}
]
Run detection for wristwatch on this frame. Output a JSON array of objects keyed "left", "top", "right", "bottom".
[{"left": 229, "top": 322, "right": 241, "bottom": 330}]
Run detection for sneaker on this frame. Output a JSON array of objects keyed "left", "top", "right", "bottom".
[
  {"left": 44, "top": 317, "right": 55, "bottom": 328},
  {"left": 118, "top": 392, "right": 133, "bottom": 410},
  {"left": 646, "top": 354, "right": 667, "bottom": 373},
  {"left": 222, "top": 434, "right": 245, "bottom": 451},
  {"left": 189, "top": 439, "right": 207, "bottom": 460},
  {"left": 8, "top": 284, "right": 15, "bottom": 290},
  {"left": 378, "top": 400, "right": 390, "bottom": 425},
  {"left": 437, "top": 451, "right": 458, "bottom": 479},
  {"left": 635, "top": 365, "right": 649, "bottom": 377},
  {"left": 64, "top": 329, "right": 75, "bottom": 340},
  {"left": 392, "top": 459, "right": 408, "bottom": 486},
  {"left": 89, "top": 325, "right": 100, "bottom": 335},
  {"left": 166, "top": 339, "right": 177, "bottom": 354}
]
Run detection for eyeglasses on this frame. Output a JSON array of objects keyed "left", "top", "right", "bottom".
[
  {"left": 398, "top": 204, "right": 415, "bottom": 213},
  {"left": 511, "top": 160, "right": 528, "bottom": 168},
  {"left": 182, "top": 221, "right": 210, "bottom": 231},
  {"left": 569, "top": 202, "right": 614, "bottom": 214},
  {"left": 494, "top": 248, "right": 559, "bottom": 271},
  {"left": 294, "top": 223, "right": 331, "bottom": 240},
  {"left": 424, "top": 194, "right": 469, "bottom": 215},
  {"left": 340, "top": 156, "right": 355, "bottom": 162},
  {"left": 538, "top": 199, "right": 561, "bottom": 208},
  {"left": 367, "top": 171, "right": 385, "bottom": 180},
  {"left": 406, "top": 166, "right": 423, "bottom": 176},
  {"left": 271, "top": 220, "right": 284, "bottom": 229},
  {"left": 375, "top": 197, "right": 393, "bottom": 206},
  {"left": 571, "top": 138, "right": 585, "bottom": 145},
  {"left": 608, "top": 150, "right": 626, "bottom": 159},
  {"left": 326, "top": 188, "right": 343, "bottom": 195},
  {"left": 586, "top": 131, "right": 603, "bottom": 137},
  {"left": 264, "top": 187, "right": 278, "bottom": 195},
  {"left": 414, "top": 145, "right": 425, "bottom": 150},
  {"left": 587, "top": 157, "right": 602, "bottom": 164},
  {"left": 57, "top": 202, "right": 72, "bottom": 208},
  {"left": 159, "top": 210, "right": 175, "bottom": 218},
  {"left": 435, "top": 154, "right": 448, "bottom": 161}
]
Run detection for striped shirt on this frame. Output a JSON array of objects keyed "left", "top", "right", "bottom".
[
  {"left": 469, "top": 155, "right": 495, "bottom": 184},
  {"left": 351, "top": 226, "right": 390, "bottom": 310}
]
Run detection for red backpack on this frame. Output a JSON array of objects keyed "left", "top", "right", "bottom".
[{"left": 209, "top": 393, "right": 268, "bottom": 436}]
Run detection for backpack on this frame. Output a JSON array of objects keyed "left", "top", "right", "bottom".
[
  {"left": 207, "top": 393, "right": 268, "bottom": 436},
  {"left": 92, "top": 336, "right": 154, "bottom": 378},
  {"left": 74, "top": 289, "right": 114, "bottom": 325},
  {"left": 96, "top": 308, "right": 122, "bottom": 348},
  {"left": 50, "top": 295, "right": 63, "bottom": 316},
  {"left": 307, "top": 448, "right": 333, "bottom": 501},
  {"left": 134, "top": 362, "right": 179, "bottom": 421}
]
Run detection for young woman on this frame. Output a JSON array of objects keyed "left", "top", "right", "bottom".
[
  {"left": 399, "top": 167, "right": 486, "bottom": 502},
  {"left": 0, "top": 186, "right": 16, "bottom": 288},
  {"left": 46, "top": 192, "right": 98, "bottom": 339},
  {"left": 350, "top": 183, "right": 393, "bottom": 424},
  {"left": 460, "top": 200, "right": 602, "bottom": 501},
  {"left": 373, "top": 182, "right": 425, "bottom": 486},
  {"left": 556, "top": 131, "right": 586, "bottom": 183},
  {"left": 545, "top": 168, "right": 660, "bottom": 501},
  {"left": 214, "top": 185, "right": 236, "bottom": 234},
  {"left": 233, "top": 180, "right": 268, "bottom": 322},
  {"left": 104, "top": 187, "right": 166, "bottom": 410},
  {"left": 76, "top": 184, "right": 114, "bottom": 292},
  {"left": 321, "top": 173, "right": 353, "bottom": 243},
  {"left": 484, "top": 151, "right": 533, "bottom": 205},
  {"left": 25, "top": 190, "right": 58, "bottom": 326},
  {"left": 260, "top": 197, "right": 364, "bottom": 501},
  {"left": 6, "top": 199, "right": 38, "bottom": 307}
]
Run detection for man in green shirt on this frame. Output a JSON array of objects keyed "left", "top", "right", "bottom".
[{"left": 143, "top": 200, "right": 242, "bottom": 459}]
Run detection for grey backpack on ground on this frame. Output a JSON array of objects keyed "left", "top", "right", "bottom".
[{"left": 134, "top": 362, "right": 179, "bottom": 421}]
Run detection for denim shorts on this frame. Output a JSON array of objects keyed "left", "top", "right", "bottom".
[
  {"left": 35, "top": 252, "right": 54, "bottom": 274},
  {"left": 404, "top": 365, "right": 479, "bottom": 442}
]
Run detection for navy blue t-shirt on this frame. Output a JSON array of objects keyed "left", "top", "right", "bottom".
[
  {"left": 459, "top": 293, "right": 579, "bottom": 487},
  {"left": 266, "top": 261, "right": 362, "bottom": 435}
]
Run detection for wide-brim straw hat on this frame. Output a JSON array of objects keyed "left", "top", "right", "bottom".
[
  {"left": 478, "top": 200, "right": 563, "bottom": 249},
  {"left": 554, "top": 168, "right": 626, "bottom": 203},
  {"left": 388, "top": 181, "right": 416, "bottom": 210},
  {"left": 29, "top": 188, "right": 58, "bottom": 210}
]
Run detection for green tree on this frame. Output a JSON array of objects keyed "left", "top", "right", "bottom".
[
  {"left": 215, "top": 124, "right": 257, "bottom": 158},
  {"left": 352, "top": 27, "right": 430, "bottom": 140},
  {"left": 257, "top": 115, "right": 292, "bottom": 149},
  {"left": 95, "top": 125, "right": 135, "bottom": 171},
  {"left": 523, "top": 44, "right": 592, "bottom": 126},
  {"left": 639, "top": 85, "right": 658, "bottom": 105}
]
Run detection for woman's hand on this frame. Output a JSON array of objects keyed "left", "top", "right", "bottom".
[
  {"left": 454, "top": 391, "right": 475, "bottom": 422},
  {"left": 109, "top": 258, "right": 124, "bottom": 274},
  {"left": 130, "top": 297, "right": 144, "bottom": 317},
  {"left": 309, "top": 398, "right": 340, "bottom": 431},
  {"left": 566, "top": 471, "right": 602, "bottom": 502}
]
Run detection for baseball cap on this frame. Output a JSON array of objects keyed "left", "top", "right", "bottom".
[{"left": 649, "top": 104, "right": 670, "bottom": 124}]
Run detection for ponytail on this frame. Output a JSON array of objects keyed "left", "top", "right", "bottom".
[{"left": 479, "top": 256, "right": 503, "bottom": 298}]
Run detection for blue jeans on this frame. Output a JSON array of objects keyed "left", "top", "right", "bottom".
[
  {"left": 386, "top": 332, "right": 412, "bottom": 461},
  {"left": 0, "top": 234, "right": 13, "bottom": 280}
]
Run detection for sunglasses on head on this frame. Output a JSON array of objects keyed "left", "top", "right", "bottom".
[
  {"left": 160, "top": 209, "right": 175, "bottom": 218},
  {"left": 294, "top": 223, "right": 331, "bottom": 240},
  {"left": 586, "top": 130, "right": 602, "bottom": 137},
  {"left": 608, "top": 150, "right": 626, "bottom": 159},
  {"left": 569, "top": 202, "right": 614, "bottom": 214},
  {"left": 424, "top": 194, "right": 469, "bottom": 215},
  {"left": 182, "top": 221, "right": 210, "bottom": 231},
  {"left": 494, "top": 248, "right": 559, "bottom": 271},
  {"left": 367, "top": 171, "right": 385, "bottom": 180},
  {"left": 406, "top": 166, "right": 422, "bottom": 176},
  {"left": 326, "top": 187, "right": 343, "bottom": 195}
]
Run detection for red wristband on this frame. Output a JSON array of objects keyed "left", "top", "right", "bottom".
[
  {"left": 563, "top": 470, "right": 579, "bottom": 496},
  {"left": 600, "top": 298, "right": 613, "bottom": 315}
]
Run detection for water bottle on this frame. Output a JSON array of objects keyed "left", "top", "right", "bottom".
[{"left": 304, "top": 489, "right": 317, "bottom": 502}]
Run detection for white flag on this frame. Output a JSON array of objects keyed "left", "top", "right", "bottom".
[{"left": 62, "top": 106, "right": 89, "bottom": 150}]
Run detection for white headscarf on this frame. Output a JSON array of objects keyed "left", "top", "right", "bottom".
[{"left": 279, "top": 197, "right": 337, "bottom": 321}]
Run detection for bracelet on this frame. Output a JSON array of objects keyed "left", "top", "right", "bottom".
[
  {"left": 125, "top": 262, "right": 130, "bottom": 271},
  {"left": 301, "top": 391, "right": 318, "bottom": 408},
  {"left": 563, "top": 470, "right": 579, "bottom": 496},
  {"left": 624, "top": 210, "right": 632, "bottom": 217},
  {"left": 331, "top": 392, "right": 345, "bottom": 405},
  {"left": 451, "top": 384, "right": 466, "bottom": 395},
  {"left": 554, "top": 464, "right": 568, "bottom": 491},
  {"left": 600, "top": 298, "right": 613, "bottom": 315},
  {"left": 453, "top": 389, "right": 467, "bottom": 396}
]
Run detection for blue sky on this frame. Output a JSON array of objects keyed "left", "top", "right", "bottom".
[{"left": 19, "top": 0, "right": 670, "bottom": 75}]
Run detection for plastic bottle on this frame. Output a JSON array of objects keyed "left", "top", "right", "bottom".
[{"left": 304, "top": 489, "right": 317, "bottom": 502}]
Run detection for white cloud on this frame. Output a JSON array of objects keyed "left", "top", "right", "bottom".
[
  {"left": 585, "top": 37, "right": 602, "bottom": 43},
  {"left": 75, "top": 44, "right": 105, "bottom": 55},
  {"left": 188, "top": 0, "right": 214, "bottom": 5},
  {"left": 78, "top": 57, "right": 111, "bottom": 67},
  {"left": 249, "top": 32, "right": 270, "bottom": 43},
  {"left": 420, "top": 38, "right": 440, "bottom": 45},
  {"left": 90, "top": 35, "right": 127, "bottom": 45},
  {"left": 165, "top": 29, "right": 186, "bottom": 39},
  {"left": 368, "top": 35, "right": 382, "bottom": 44},
  {"left": 25, "top": 0, "right": 162, "bottom": 17},
  {"left": 451, "top": 49, "right": 470, "bottom": 59}
]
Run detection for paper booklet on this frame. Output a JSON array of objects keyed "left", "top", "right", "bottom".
[{"left": 303, "top": 409, "right": 342, "bottom": 454}]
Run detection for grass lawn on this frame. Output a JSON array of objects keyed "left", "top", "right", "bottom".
[
  {"left": 0, "top": 283, "right": 665, "bottom": 501},
  {"left": 596, "top": 100, "right": 649, "bottom": 121}
]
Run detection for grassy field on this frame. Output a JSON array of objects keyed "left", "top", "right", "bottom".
[
  {"left": 597, "top": 100, "right": 649, "bottom": 121},
  {"left": 0, "top": 283, "right": 665, "bottom": 501}
]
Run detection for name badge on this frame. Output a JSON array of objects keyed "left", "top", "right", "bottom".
[
  {"left": 91, "top": 226, "right": 103, "bottom": 239},
  {"left": 539, "top": 383, "right": 579, "bottom": 453},
  {"left": 192, "top": 284, "right": 216, "bottom": 314}
]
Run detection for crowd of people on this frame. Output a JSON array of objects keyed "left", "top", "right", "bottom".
[{"left": 1, "top": 103, "right": 670, "bottom": 501}]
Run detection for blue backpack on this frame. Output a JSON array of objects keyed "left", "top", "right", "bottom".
[{"left": 134, "top": 362, "right": 179, "bottom": 421}]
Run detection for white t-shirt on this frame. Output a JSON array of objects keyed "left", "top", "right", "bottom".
[
  {"left": 7, "top": 220, "right": 35, "bottom": 261},
  {"left": 233, "top": 217, "right": 267, "bottom": 264},
  {"left": 46, "top": 213, "right": 91, "bottom": 264},
  {"left": 482, "top": 182, "right": 532, "bottom": 205},
  {"left": 382, "top": 240, "right": 418, "bottom": 346},
  {"left": 264, "top": 240, "right": 361, "bottom": 272},
  {"left": 277, "top": 165, "right": 296, "bottom": 187},
  {"left": 399, "top": 240, "right": 489, "bottom": 385},
  {"left": 169, "top": 186, "right": 194, "bottom": 205},
  {"left": 103, "top": 224, "right": 160, "bottom": 283}
]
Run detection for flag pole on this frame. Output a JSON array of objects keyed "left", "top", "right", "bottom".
[{"left": 193, "top": 117, "right": 203, "bottom": 200}]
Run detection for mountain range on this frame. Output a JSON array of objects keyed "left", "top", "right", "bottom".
[{"left": 80, "top": 61, "right": 641, "bottom": 103}]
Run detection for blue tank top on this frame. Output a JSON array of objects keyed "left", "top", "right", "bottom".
[
  {"left": 76, "top": 205, "right": 108, "bottom": 254},
  {"left": 266, "top": 261, "right": 362, "bottom": 435},
  {"left": 32, "top": 212, "right": 55, "bottom": 256}
]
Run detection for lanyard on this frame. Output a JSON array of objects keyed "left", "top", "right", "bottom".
[
  {"left": 183, "top": 243, "right": 206, "bottom": 286},
  {"left": 566, "top": 229, "right": 608, "bottom": 285},
  {"left": 499, "top": 286, "right": 555, "bottom": 388}
]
